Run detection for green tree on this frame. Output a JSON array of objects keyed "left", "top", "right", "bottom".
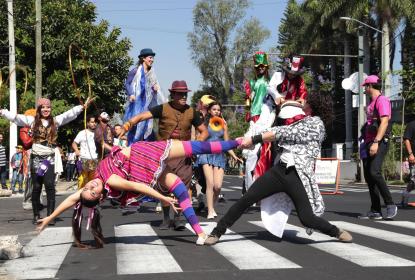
[
  {"left": 188, "top": 0, "right": 270, "bottom": 103},
  {"left": 0, "top": 0, "right": 132, "bottom": 142}
]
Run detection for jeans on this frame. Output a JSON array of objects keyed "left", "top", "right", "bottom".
[
  {"left": 363, "top": 141, "right": 394, "bottom": 213},
  {"left": 11, "top": 169, "right": 23, "bottom": 191},
  {"left": 0, "top": 165, "right": 7, "bottom": 188},
  {"left": 211, "top": 163, "right": 339, "bottom": 238},
  {"left": 65, "top": 163, "right": 76, "bottom": 181}
]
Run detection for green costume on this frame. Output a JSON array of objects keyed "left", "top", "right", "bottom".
[
  {"left": 249, "top": 76, "right": 269, "bottom": 117},
  {"left": 249, "top": 52, "right": 270, "bottom": 118}
]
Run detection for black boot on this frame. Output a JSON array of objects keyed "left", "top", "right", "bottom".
[
  {"left": 32, "top": 199, "right": 41, "bottom": 225},
  {"left": 173, "top": 212, "right": 185, "bottom": 231},
  {"left": 159, "top": 206, "right": 172, "bottom": 230},
  {"left": 47, "top": 200, "right": 56, "bottom": 226}
]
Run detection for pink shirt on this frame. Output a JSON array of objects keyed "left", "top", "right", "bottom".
[{"left": 365, "top": 95, "right": 391, "bottom": 143}]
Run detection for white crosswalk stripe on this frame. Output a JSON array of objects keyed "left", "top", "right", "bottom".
[
  {"left": 4, "top": 227, "right": 73, "bottom": 279},
  {"left": 186, "top": 222, "right": 301, "bottom": 269},
  {"left": 331, "top": 221, "right": 415, "bottom": 248},
  {"left": 250, "top": 221, "right": 415, "bottom": 267},
  {"left": 320, "top": 186, "right": 403, "bottom": 193},
  {"left": 115, "top": 224, "right": 182, "bottom": 274},
  {"left": 376, "top": 221, "right": 415, "bottom": 230}
]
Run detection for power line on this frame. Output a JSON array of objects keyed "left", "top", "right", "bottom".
[
  {"left": 98, "top": 1, "right": 288, "bottom": 13},
  {"left": 119, "top": 26, "right": 187, "bottom": 34}
]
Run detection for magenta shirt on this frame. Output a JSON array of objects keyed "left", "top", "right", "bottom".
[{"left": 365, "top": 95, "right": 391, "bottom": 143}]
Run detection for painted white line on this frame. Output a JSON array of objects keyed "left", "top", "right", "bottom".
[
  {"left": 188, "top": 222, "right": 300, "bottom": 270},
  {"left": 220, "top": 188, "right": 235, "bottom": 192},
  {"left": 320, "top": 187, "right": 367, "bottom": 193},
  {"left": 115, "top": 224, "right": 182, "bottom": 274},
  {"left": 332, "top": 221, "right": 415, "bottom": 248},
  {"left": 250, "top": 221, "right": 415, "bottom": 267},
  {"left": 5, "top": 227, "right": 73, "bottom": 279},
  {"left": 376, "top": 221, "right": 415, "bottom": 230}
]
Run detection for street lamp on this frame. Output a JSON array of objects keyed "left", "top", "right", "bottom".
[
  {"left": 340, "top": 17, "right": 387, "bottom": 94},
  {"left": 340, "top": 17, "right": 383, "bottom": 33},
  {"left": 340, "top": 16, "right": 383, "bottom": 182}
]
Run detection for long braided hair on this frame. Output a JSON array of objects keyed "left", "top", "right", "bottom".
[{"left": 72, "top": 194, "right": 105, "bottom": 249}]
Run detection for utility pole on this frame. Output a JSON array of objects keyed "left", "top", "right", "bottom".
[
  {"left": 344, "top": 38, "right": 352, "bottom": 160},
  {"left": 358, "top": 27, "right": 366, "bottom": 183},
  {"left": 35, "top": 0, "right": 42, "bottom": 102},
  {"left": 7, "top": 0, "right": 17, "bottom": 179},
  {"left": 382, "top": 22, "right": 391, "bottom": 97}
]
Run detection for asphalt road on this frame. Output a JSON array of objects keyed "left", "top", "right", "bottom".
[{"left": 1, "top": 175, "right": 415, "bottom": 280}]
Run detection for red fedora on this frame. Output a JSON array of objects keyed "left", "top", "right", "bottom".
[{"left": 168, "top": 80, "right": 192, "bottom": 93}]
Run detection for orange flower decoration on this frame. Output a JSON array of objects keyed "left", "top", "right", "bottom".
[
  {"left": 24, "top": 108, "right": 36, "bottom": 117},
  {"left": 209, "top": 116, "right": 224, "bottom": 131}
]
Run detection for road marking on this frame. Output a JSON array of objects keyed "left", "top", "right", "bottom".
[
  {"left": 320, "top": 187, "right": 403, "bottom": 193},
  {"left": 250, "top": 221, "right": 415, "bottom": 267},
  {"left": 5, "top": 227, "right": 73, "bottom": 279},
  {"left": 221, "top": 185, "right": 242, "bottom": 192},
  {"left": 115, "top": 224, "right": 182, "bottom": 274},
  {"left": 332, "top": 221, "right": 415, "bottom": 248},
  {"left": 188, "top": 222, "right": 300, "bottom": 270},
  {"left": 376, "top": 221, "right": 415, "bottom": 230}
]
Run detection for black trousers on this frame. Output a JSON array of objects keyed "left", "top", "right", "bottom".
[
  {"left": 31, "top": 163, "right": 56, "bottom": 217},
  {"left": 363, "top": 141, "right": 394, "bottom": 212},
  {"left": 212, "top": 163, "right": 339, "bottom": 238}
]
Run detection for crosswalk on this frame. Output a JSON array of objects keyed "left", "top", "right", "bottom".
[{"left": 2, "top": 219, "right": 415, "bottom": 279}]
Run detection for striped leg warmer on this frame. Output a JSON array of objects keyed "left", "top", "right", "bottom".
[
  {"left": 182, "top": 139, "right": 241, "bottom": 157},
  {"left": 169, "top": 177, "right": 202, "bottom": 234}
]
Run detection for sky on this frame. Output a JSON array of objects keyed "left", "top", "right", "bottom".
[{"left": 90, "top": 0, "right": 288, "bottom": 99}]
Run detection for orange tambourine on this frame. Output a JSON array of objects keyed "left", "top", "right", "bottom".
[{"left": 209, "top": 116, "right": 225, "bottom": 131}]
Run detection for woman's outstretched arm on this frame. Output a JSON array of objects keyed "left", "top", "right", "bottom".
[
  {"left": 37, "top": 189, "right": 83, "bottom": 232},
  {"left": 106, "top": 174, "right": 179, "bottom": 212}
]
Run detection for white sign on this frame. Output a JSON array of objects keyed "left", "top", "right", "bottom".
[{"left": 315, "top": 159, "right": 339, "bottom": 186}]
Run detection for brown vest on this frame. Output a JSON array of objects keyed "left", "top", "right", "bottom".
[
  {"left": 157, "top": 103, "right": 194, "bottom": 140},
  {"left": 33, "top": 123, "right": 58, "bottom": 145}
]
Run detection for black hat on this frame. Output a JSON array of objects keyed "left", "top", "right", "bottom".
[{"left": 138, "top": 48, "right": 156, "bottom": 58}]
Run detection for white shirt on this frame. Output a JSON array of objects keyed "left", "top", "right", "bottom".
[
  {"left": 1, "top": 105, "right": 83, "bottom": 128},
  {"left": 74, "top": 129, "right": 97, "bottom": 160}
]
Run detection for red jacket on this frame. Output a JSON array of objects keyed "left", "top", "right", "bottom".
[{"left": 279, "top": 76, "right": 307, "bottom": 101}]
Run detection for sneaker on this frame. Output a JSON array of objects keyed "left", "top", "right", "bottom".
[
  {"left": 218, "top": 194, "right": 225, "bottom": 203},
  {"left": 384, "top": 204, "right": 398, "bottom": 220},
  {"left": 358, "top": 211, "right": 382, "bottom": 220},
  {"left": 337, "top": 229, "right": 353, "bottom": 243},
  {"left": 196, "top": 235, "right": 207, "bottom": 246},
  {"left": 155, "top": 202, "right": 162, "bottom": 213},
  {"left": 204, "top": 234, "right": 220, "bottom": 245}
]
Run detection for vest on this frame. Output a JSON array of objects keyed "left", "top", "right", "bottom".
[
  {"left": 33, "top": 123, "right": 57, "bottom": 145},
  {"left": 158, "top": 103, "right": 194, "bottom": 140}
]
